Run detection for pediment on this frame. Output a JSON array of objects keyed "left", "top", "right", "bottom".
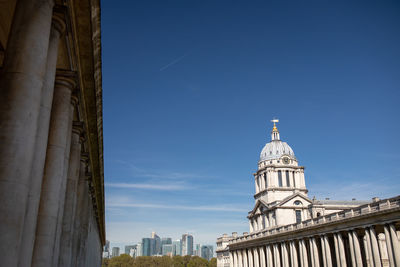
[
  {"left": 248, "top": 199, "right": 269, "bottom": 217},
  {"left": 276, "top": 193, "right": 312, "bottom": 208}
]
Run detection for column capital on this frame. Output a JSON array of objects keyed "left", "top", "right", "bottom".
[
  {"left": 72, "top": 121, "right": 84, "bottom": 135},
  {"left": 52, "top": 12, "right": 66, "bottom": 35},
  {"left": 55, "top": 70, "right": 77, "bottom": 90}
]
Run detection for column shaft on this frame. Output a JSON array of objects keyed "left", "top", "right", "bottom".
[
  {"left": 348, "top": 231, "right": 356, "bottom": 267},
  {"left": 59, "top": 124, "right": 83, "bottom": 267},
  {"left": 282, "top": 243, "right": 289, "bottom": 267},
  {"left": 17, "top": 16, "right": 65, "bottom": 267},
  {"left": 32, "top": 75, "right": 75, "bottom": 267},
  {"left": 309, "top": 239, "right": 315, "bottom": 267},
  {"left": 0, "top": 0, "right": 54, "bottom": 265},
  {"left": 312, "top": 237, "right": 320, "bottom": 267},
  {"left": 229, "top": 251, "right": 234, "bottom": 267},
  {"left": 302, "top": 240, "right": 309, "bottom": 267},
  {"left": 389, "top": 224, "right": 400, "bottom": 266},
  {"left": 290, "top": 241, "right": 298, "bottom": 267},
  {"left": 338, "top": 233, "right": 347, "bottom": 267},
  {"left": 248, "top": 248, "right": 254, "bottom": 267},
  {"left": 266, "top": 245, "right": 274, "bottom": 267},
  {"left": 352, "top": 231, "right": 363, "bottom": 267},
  {"left": 238, "top": 249, "right": 243, "bottom": 267},
  {"left": 259, "top": 246, "right": 266, "bottom": 267},
  {"left": 254, "top": 247, "right": 260, "bottom": 267},
  {"left": 243, "top": 249, "right": 248, "bottom": 267},
  {"left": 334, "top": 234, "right": 341, "bottom": 267},
  {"left": 324, "top": 235, "right": 332, "bottom": 267},
  {"left": 369, "top": 227, "right": 382, "bottom": 267}
]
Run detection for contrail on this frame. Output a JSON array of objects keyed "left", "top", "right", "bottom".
[{"left": 159, "top": 53, "right": 188, "bottom": 71}]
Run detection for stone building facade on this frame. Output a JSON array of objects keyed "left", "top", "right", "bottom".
[
  {"left": 0, "top": 0, "right": 105, "bottom": 266},
  {"left": 217, "top": 121, "right": 400, "bottom": 267}
]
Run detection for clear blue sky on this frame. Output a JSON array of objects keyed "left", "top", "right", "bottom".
[{"left": 101, "top": 1, "right": 400, "bottom": 250}]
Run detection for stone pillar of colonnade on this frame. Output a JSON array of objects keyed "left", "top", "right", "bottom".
[
  {"left": 229, "top": 251, "right": 234, "bottom": 267},
  {"left": 248, "top": 248, "right": 254, "bottom": 267},
  {"left": 324, "top": 235, "right": 333, "bottom": 267},
  {"left": 290, "top": 241, "right": 298, "bottom": 267},
  {"left": 31, "top": 73, "right": 76, "bottom": 267},
  {"left": 384, "top": 224, "right": 400, "bottom": 266},
  {"left": 0, "top": 0, "right": 55, "bottom": 266},
  {"left": 369, "top": 227, "right": 382, "bottom": 267},
  {"left": 59, "top": 122, "right": 84, "bottom": 267},
  {"left": 281, "top": 242, "right": 289, "bottom": 267},
  {"left": 259, "top": 246, "right": 266, "bottom": 267},
  {"left": 238, "top": 249, "right": 243, "bottom": 267},
  {"left": 17, "top": 13, "right": 66, "bottom": 267},
  {"left": 53, "top": 90, "right": 78, "bottom": 266},
  {"left": 266, "top": 245, "right": 274, "bottom": 267},
  {"left": 253, "top": 247, "right": 260, "bottom": 267},
  {"left": 70, "top": 152, "right": 89, "bottom": 265},
  {"left": 352, "top": 230, "right": 363, "bottom": 267},
  {"left": 348, "top": 231, "right": 356, "bottom": 267},
  {"left": 337, "top": 232, "right": 347, "bottom": 267},
  {"left": 273, "top": 244, "right": 281, "bottom": 267},
  {"left": 243, "top": 249, "right": 248, "bottom": 267}
]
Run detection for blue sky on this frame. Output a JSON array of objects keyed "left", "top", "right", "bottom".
[{"left": 101, "top": 1, "right": 400, "bottom": 250}]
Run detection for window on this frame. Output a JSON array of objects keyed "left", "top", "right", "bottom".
[
  {"left": 316, "top": 212, "right": 321, "bottom": 217},
  {"left": 264, "top": 173, "right": 268, "bottom": 187},
  {"left": 278, "top": 171, "right": 282, "bottom": 187},
  {"left": 286, "top": 171, "right": 290, "bottom": 187},
  {"left": 294, "top": 200, "right": 302, "bottom": 205},
  {"left": 295, "top": 210, "right": 302, "bottom": 224},
  {"left": 293, "top": 172, "right": 296, "bottom": 187}
]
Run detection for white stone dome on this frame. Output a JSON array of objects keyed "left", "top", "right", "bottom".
[{"left": 259, "top": 140, "right": 295, "bottom": 161}]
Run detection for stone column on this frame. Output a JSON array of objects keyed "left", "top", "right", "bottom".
[
  {"left": 311, "top": 237, "right": 320, "bottom": 267},
  {"left": 238, "top": 249, "right": 243, "bottom": 267},
  {"left": 273, "top": 244, "right": 281, "bottom": 267},
  {"left": 352, "top": 231, "right": 363, "bottom": 267},
  {"left": 259, "top": 246, "right": 266, "bottom": 267},
  {"left": 321, "top": 236, "right": 327, "bottom": 267},
  {"left": 309, "top": 239, "right": 315, "bottom": 267},
  {"left": 301, "top": 240, "right": 309, "bottom": 267},
  {"left": 59, "top": 122, "right": 84, "bottom": 267},
  {"left": 229, "top": 251, "right": 234, "bottom": 267},
  {"left": 299, "top": 240, "right": 305, "bottom": 267},
  {"left": 248, "top": 248, "right": 254, "bottom": 267},
  {"left": 0, "top": 0, "right": 55, "bottom": 265},
  {"left": 250, "top": 220, "right": 254, "bottom": 233},
  {"left": 17, "top": 13, "right": 66, "bottom": 267},
  {"left": 260, "top": 175, "right": 265, "bottom": 191},
  {"left": 232, "top": 251, "right": 237, "bottom": 267},
  {"left": 243, "top": 249, "right": 248, "bottom": 267},
  {"left": 254, "top": 247, "right": 260, "bottom": 267},
  {"left": 389, "top": 224, "right": 400, "bottom": 266},
  {"left": 290, "top": 241, "right": 298, "bottom": 267},
  {"left": 333, "top": 234, "right": 341, "bottom": 267},
  {"left": 369, "top": 227, "right": 382, "bottom": 267},
  {"left": 282, "top": 242, "right": 289, "bottom": 267},
  {"left": 268, "top": 245, "right": 274, "bottom": 267},
  {"left": 32, "top": 73, "right": 76, "bottom": 267},
  {"left": 337, "top": 232, "right": 347, "bottom": 267},
  {"left": 348, "top": 231, "right": 356, "bottom": 267},
  {"left": 325, "top": 235, "right": 333, "bottom": 267}
]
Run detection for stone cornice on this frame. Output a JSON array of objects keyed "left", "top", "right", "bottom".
[
  {"left": 255, "top": 165, "right": 304, "bottom": 175},
  {"left": 254, "top": 187, "right": 308, "bottom": 199}
]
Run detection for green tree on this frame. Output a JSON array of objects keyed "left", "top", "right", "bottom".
[{"left": 209, "top": 258, "right": 217, "bottom": 267}]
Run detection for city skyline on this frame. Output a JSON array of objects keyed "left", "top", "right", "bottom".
[{"left": 102, "top": 1, "right": 400, "bottom": 249}]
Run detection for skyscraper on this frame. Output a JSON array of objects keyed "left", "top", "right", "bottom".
[
  {"left": 142, "top": 238, "right": 152, "bottom": 256},
  {"left": 172, "top": 240, "right": 182, "bottom": 256},
  {"left": 162, "top": 244, "right": 173, "bottom": 256},
  {"left": 151, "top": 232, "right": 161, "bottom": 255},
  {"left": 125, "top": 245, "right": 136, "bottom": 255},
  {"left": 111, "top": 247, "right": 120, "bottom": 258},
  {"left": 136, "top": 242, "right": 143, "bottom": 257},
  {"left": 201, "top": 245, "right": 213, "bottom": 261},
  {"left": 194, "top": 244, "right": 201, "bottom": 256},
  {"left": 161, "top": 237, "right": 172, "bottom": 254},
  {"left": 181, "top": 234, "right": 193, "bottom": 256}
]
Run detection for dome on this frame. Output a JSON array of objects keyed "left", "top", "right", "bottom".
[{"left": 259, "top": 140, "right": 295, "bottom": 161}]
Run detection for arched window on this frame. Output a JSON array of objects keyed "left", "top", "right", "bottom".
[
  {"left": 278, "top": 171, "right": 282, "bottom": 187},
  {"left": 295, "top": 210, "right": 302, "bottom": 224},
  {"left": 264, "top": 173, "right": 268, "bottom": 187}
]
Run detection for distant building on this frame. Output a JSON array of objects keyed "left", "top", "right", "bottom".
[
  {"left": 172, "top": 240, "right": 182, "bottom": 256},
  {"left": 161, "top": 238, "right": 172, "bottom": 254},
  {"left": 182, "top": 234, "right": 193, "bottom": 256},
  {"left": 136, "top": 242, "right": 143, "bottom": 257},
  {"left": 152, "top": 232, "right": 161, "bottom": 255},
  {"left": 201, "top": 245, "right": 213, "bottom": 261},
  {"left": 194, "top": 244, "right": 201, "bottom": 256},
  {"left": 142, "top": 238, "right": 153, "bottom": 256},
  {"left": 103, "top": 240, "right": 111, "bottom": 258},
  {"left": 111, "top": 247, "right": 120, "bottom": 258},
  {"left": 125, "top": 245, "right": 136, "bottom": 255},
  {"left": 162, "top": 244, "right": 173, "bottom": 256}
]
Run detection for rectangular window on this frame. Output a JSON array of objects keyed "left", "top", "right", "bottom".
[
  {"left": 278, "top": 171, "right": 282, "bottom": 187},
  {"left": 296, "top": 210, "right": 302, "bottom": 224},
  {"left": 286, "top": 171, "right": 290, "bottom": 187}
]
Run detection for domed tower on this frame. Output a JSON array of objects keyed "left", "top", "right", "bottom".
[{"left": 248, "top": 120, "right": 309, "bottom": 232}]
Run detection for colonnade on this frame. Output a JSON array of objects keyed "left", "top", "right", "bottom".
[
  {"left": 230, "top": 223, "right": 400, "bottom": 267},
  {"left": 0, "top": 0, "right": 103, "bottom": 266}
]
